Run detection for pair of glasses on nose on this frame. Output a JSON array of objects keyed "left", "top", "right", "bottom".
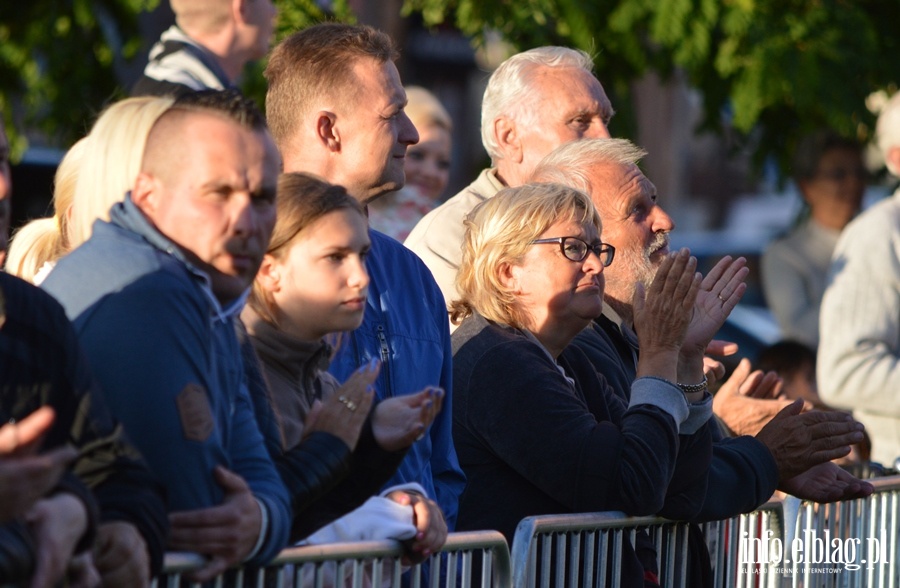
[{"left": 531, "top": 236, "right": 615, "bottom": 266}]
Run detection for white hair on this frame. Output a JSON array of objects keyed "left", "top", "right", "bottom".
[
  {"left": 531, "top": 138, "right": 647, "bottom": 193},
  {"left": 480, "top": 47, "right": 595, "bottom": 163},
  {"left": 876, "top": 92, "right": 900, "bottom": 177}
]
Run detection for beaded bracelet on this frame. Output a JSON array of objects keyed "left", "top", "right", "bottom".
[{"left": 677, "top": 375, "right": 708, "bottom": 394}]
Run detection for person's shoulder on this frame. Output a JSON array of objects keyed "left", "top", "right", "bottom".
[
  {"left": 45, "top": 231, "right": 196, "bottom": 321},
  {"left": 836, "top": 197, "right": 900, "bottom": 253},
  {"left": 452, "top": 314, "right": 541, "bottom": 364},
  {"left": 0, "top": 271, "right": 70, "bottom": 332},
  {"left": 405, "top": 169, "right": 497, "bottom": 247},
  {"left": 370, "top": 229, "right": 440, "bottom": 281}
]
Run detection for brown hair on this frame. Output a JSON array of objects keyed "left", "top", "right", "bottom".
[
  {"left": 248, "top": 172, "right": 365, "bottom": 324},
  {"left": 264, "top": 23, "right": 397, "bottom": 151}
]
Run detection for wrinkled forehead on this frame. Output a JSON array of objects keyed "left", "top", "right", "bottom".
[{"left": 587, "top": 162, "right": 652, "bottom": 208}]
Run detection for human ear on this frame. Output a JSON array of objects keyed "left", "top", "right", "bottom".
[
  {"left": 315, "top": 111, "right": 340, "bottom": 152},
  {"left": 494, "top": 116, "right": 522, "bottom": 164},
  {"left": 130, "top": 172, "right": 160, "bottom": 217},
  {"left": 233, "top": 0, "right": 248, "bottom": 25},
  {"left": 498, "top": 261, "right": 520, "bottom": 292},
  {"left": 256, "top": 254, "right": 281, "bottom": 293}
]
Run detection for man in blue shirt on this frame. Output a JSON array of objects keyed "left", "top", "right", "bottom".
[{"left": 264, "top": 23, "right": 466, "bottom": 540}]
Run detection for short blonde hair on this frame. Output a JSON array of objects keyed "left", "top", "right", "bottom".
[
  {"left": 404, "top": 86, "right": 452, "bottom": 134},
  {"left": 69, "top": 96, "right": 174, "bottom": 249},
  {"left": 5, "top": 137, "right": 88, "bottom": 282},
  {"left": 451, "top": 182, "right": 602, "bottom": 328}
]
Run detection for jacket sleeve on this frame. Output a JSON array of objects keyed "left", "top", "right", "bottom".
[
  {"left": 227, "top": 383, "right": 292, "bottom": 564},
  {"left": 288, "top": 416, "right": 407, "bottom": 542},
  {"left": 568, "top": 347, "right": 712, "bottom": 521},
  {"left": 691, "top": 435, "right": 779, "bottom": 522},
  {"left": 463, "top": 339, "right": 686, "bottom": 516},
  {"left": 71, "top": 272, "right": 289, "bottom": 564},
  {"left": 427, "top": 282, "right": 466, "bottom": 530}
]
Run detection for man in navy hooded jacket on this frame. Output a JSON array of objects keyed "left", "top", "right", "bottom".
[{"left": 43, "top": 93, "right": 290, "bottom": 582}]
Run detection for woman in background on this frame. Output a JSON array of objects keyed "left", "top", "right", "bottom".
[
  {"left": 761, "top": 130, "right": 866, "bottom": 346},
  {"left": 5, "top": 96, "right": 174, "bottom": 283}
]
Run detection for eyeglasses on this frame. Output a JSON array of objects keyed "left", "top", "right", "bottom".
[{"left": 531, "top": 236, "right": 615, "bottom": 266}]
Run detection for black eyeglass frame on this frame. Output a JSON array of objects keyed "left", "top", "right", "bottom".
[{"left": 531, "top": 236, "right": 615, "bottom": 266}]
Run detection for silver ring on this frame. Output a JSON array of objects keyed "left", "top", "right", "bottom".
[
  {"left": 338, "top": 395, "right": 358, "bottom": 412},
  {"left": 717, "top": 293, "right": 726, "bottom": 303}
]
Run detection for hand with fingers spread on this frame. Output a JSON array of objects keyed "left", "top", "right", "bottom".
[
  {"left": 304, "top": 359, "right": 378, "bottom": 450},
  {"left": 167, "top": 466, "right": 262, "bottom": 583},
  {"left": 677, "top": 256, "right": 749, "bottom": 384},
  {"left": 755, "top": 399, "right": 866, "bottom": 484},
  {"left": 386, "top": 490, "right": 447, "bottom": 565},
  {"left": 779, "top": 461, "right": 874, "bottom": 503},
  {"left": 713, "top": 358, "right": 802, "bottom": 437},
  {"left": 702, "top": 339, "right": 739, "bottom": 387},
  {"left": 633, "top": 248, "right": 702, "bottom": 383},
  {"left": 373, "top": 387, "right": 444, "bottom": 452},
  {"left": 0, "top": 407, "right": 78, "bottom": 522}
]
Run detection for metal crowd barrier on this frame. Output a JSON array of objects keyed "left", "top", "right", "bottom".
[
  {"left": 702, "top": 500, "right": 784, "bottom": 588},
  {"left": 510, "top": 511, "right": 692, "bottom": 587},
  {"left": 152, "top": 530, "right": 510, "bottom": 588},
  {"left": 510, "top": 504, "right": 785, "bottom": 588},
  {"left": 152, "top": 475, "right": 900, "bottom": 588},
  {"left": 784, "top": 476, "right": 900, "bottom": 588}
]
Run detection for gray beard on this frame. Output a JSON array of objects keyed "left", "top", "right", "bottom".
[{"left": 603, "top": 232, "right": 669, "bottom": 324}]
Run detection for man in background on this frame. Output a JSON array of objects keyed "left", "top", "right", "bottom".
[{"left": 132, "top": 0, "right": 276, "bottom": 97}]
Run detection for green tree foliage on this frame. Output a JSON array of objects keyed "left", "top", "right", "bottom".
[
  {"left": 403, "top": 0, "right": 900, "bottom": 171},
  {"left": 0, "top": 0, "right": 157, "bottom": 158},
  {"left": 0, "top": 0, "right": 351, "bottom": 159}
]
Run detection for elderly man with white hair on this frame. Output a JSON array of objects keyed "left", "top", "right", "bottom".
[
  {"left": 405, "top": 46, "right": 613, "bottom": 306},
  {"left": 818, "top": 93, "right": 900, "bottom": 466}
]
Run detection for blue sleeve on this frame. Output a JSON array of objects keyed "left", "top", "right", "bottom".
[
  {"left": 692, "top": 436, "right": 779, "bottom": 522},
  {"left": 72, "top": 272, "right": 227, "bottom": 510},
  {"left": 229, "top": 382, "right": 291, "bottom": 564},
  {"left": 429, "top": 290, "right": 466, "bottom": 530},
  {"left": 72, "top": 272, "right": 290, "bottom": 562}
]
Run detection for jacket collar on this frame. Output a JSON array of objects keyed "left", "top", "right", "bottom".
[
  {"left": 240, "top": 304, "right": 332, "bottom": 384},
  {"left": 109, "top": 194, "right": 248, "bottom": 322}
]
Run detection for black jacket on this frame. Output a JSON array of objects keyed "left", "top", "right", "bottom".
[{"left": 0, "top": 272, "right": 169, "bottom": 580}]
